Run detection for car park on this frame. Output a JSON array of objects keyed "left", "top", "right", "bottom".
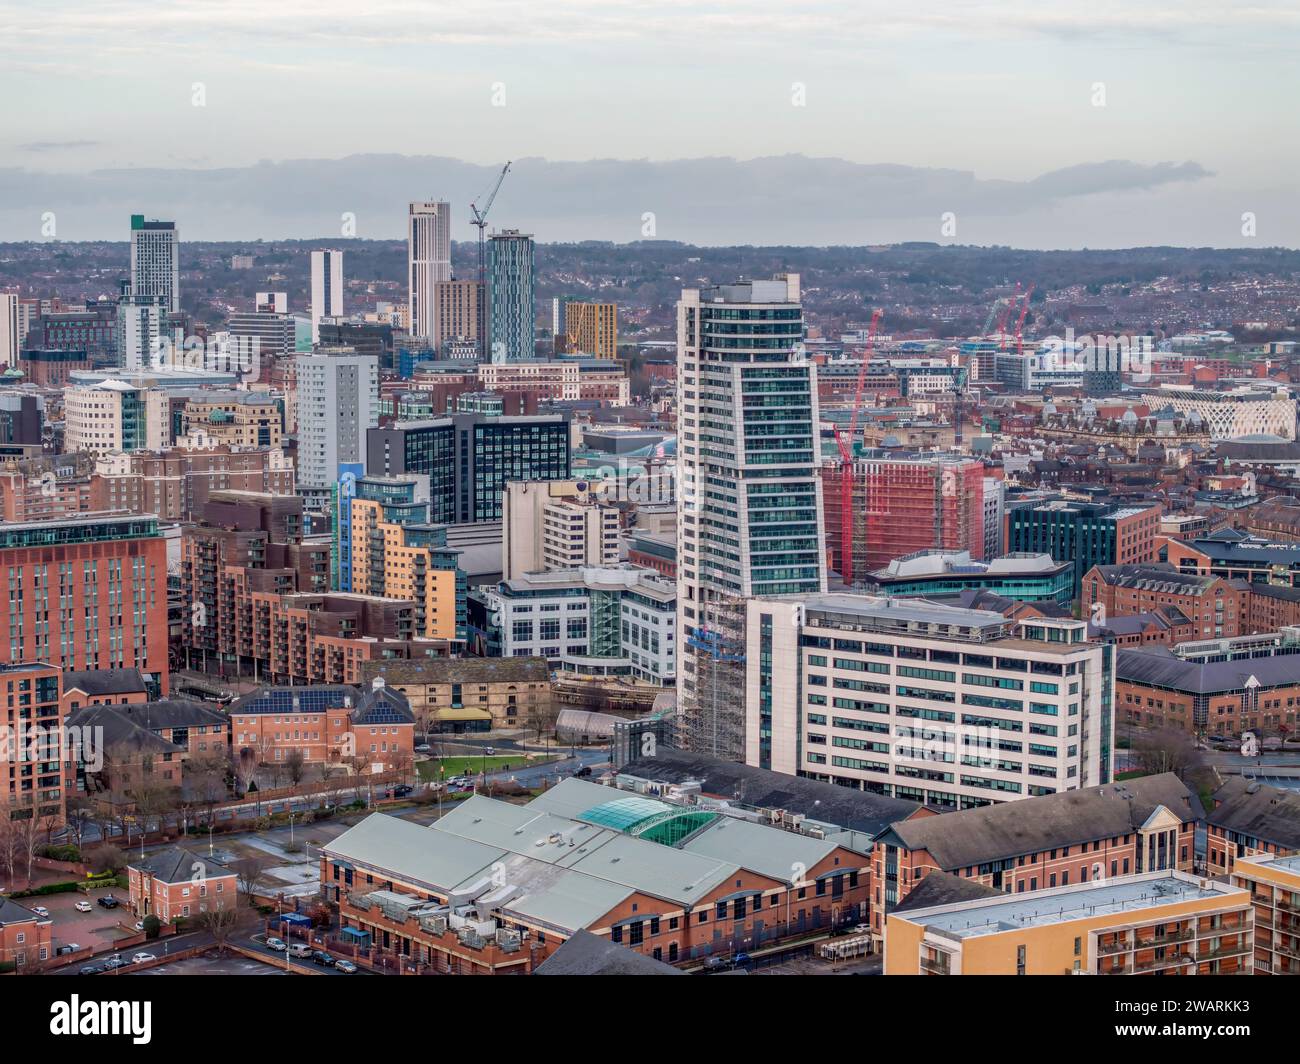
[
  {"left": 30, "top": 905, "right": 49, "bottom": 918},
  {"left": 97, "top": 896, "right": 120, "bottom": 909},
  {"left": 75, "top": 901, "right": 93, "bottom": 913}
]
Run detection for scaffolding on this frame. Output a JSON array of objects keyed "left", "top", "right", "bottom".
[{"left": 679, "top": 595, "right": 748, "bottom": 761}]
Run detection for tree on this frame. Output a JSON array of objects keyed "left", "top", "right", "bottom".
[
  {"left": 199, "top": 901, "right": 240, "bottom": 954},
  {"left": 1132, "top": 728, "right": 1206, "bottom": 780},
  {"left": 230, "top": 855, "right": 273, "bottom": 905},
  {"left": 285, "top": 749, "right": 306, "bottom": 788},
  {"left": 63, "top": 797, "right": 94, "bottom": 852}
]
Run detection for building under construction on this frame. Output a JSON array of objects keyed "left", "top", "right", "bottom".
[{"left": 822, "top": 453, "right": 986, "bottom": 585}]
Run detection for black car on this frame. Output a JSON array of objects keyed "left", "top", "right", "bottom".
[
  {"left": 97, "top": 896, "right": 120, "bottom": 909},
  {"left": 391, "top": 784, "right": 414, "bottom": 798},
  {"left": 573, "top": 766, "right": 593, "bottom": 778},
  {"left": 79, "top": 963, "right": 106, "bottom": 975},
  {"left": 311, "top": 950, "right": 336, "bottom": 967}
]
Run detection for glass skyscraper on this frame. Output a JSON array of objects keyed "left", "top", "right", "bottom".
[
  {"left": 486, "top": 230, "right": 535, "bottom": 362},
  {"left": 675, "top": 273, "right": 826, "bottom": 761}
]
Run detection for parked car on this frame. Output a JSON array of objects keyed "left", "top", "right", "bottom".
[
  {"left": 131, "top": 952, "right": 157, "bottom": 964},
  {"left": 573, "top": 765, "right": 592, "bottom": 778},
  {"left": 484, "top": 747, "right": 496, "bottom": 756},
  {"left": 265, "top": 937, "right": 287, "bottom": 952},
  {"left": 75, "top": 901, "right": 93, "bottom": 913},
  {"left": 414, "top": 744, "right": 431, "bottom": 753},
  {"left": 732, "top": 952, "right": 753, "bottom": 969},
  {"left": 30, "top": 905, "right": 49, "bottom": 918},
  {"left": 311, "top": 950, "right": 335, "bottom": 966},
  {"left": 103, "top": 954, "right": 125, "bottom": 970},
  {"left": 288, "top": 942, "right": 312, "bottom": 958},
  {"left": 79, "top": 963, "right": 106, "bottom": 975},
  {"left": 334, "top": 959, "right": 358, "bottom": 974},
  {"left": 97, "top": 896, "right": 120, "bottom": 909},
  {"left": 133, "top": 921, "right": 145, "bottom": 932},
  {"left": 56, "top": 944, "right": 80, "bottom": 956},
  {"left": 390, "top": 784, "right": 413, "bottom": 798}
]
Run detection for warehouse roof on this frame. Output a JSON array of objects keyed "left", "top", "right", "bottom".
[
  {"left": 1116, "top": 646, "right": 1300, "bottom": 695},
  {"left": 534, "top": 929, "right": 685, "bottom": 975},
  {"left": 617, "top": 748, "right": 920, "bottom": 838},
  {"left": 1206, "top": 777, "right": 1300, "bottom": 851},
  {"left": 876, "top": 774, "right": 1200, "bottom": 870},
  {"left": 360, "top": 657, "right": 550, "bottom": 685}
]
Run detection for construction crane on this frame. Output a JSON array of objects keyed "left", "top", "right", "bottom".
[
  {"left": 832, "top": 308, "right": 883, "bottom": 585},
  {"left": 996, "top": 281, "right": 1021, "bottom": 349},
  {"left": 1014, "top": 282, "right": 1036, "bottom": 356},
  {"left": 470, "top": 161, "right": 511, "bottom": 354}
]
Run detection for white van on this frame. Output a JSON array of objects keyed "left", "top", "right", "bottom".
[{"left": 288, "top": 942, "right": 312, "bottom": 958}]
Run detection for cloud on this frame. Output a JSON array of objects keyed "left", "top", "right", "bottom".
[{"left": 18, "top": 140, "right": 102, "bottom": 153}]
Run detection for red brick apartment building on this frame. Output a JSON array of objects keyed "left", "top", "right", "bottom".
[
  {"left": 869, "top": 774, "right": 1200, "bottom": 939},
  {"left": 128, "top": 846, "right": 237, "bottom": 924},
  {"left": 182, "top": 490, "right": 439, "bottom": 685},
  {"left": 0, "top": 662, "right": 65, "bottom": 825},
  {"left": 0, "top": 897, "right": 53, "bottom": 972},
  {"left": 1082, "top": 563, "right": 1250, "bottom": 641},
  {"left": 320, "top": 779, "right": 871, "bottom": 973},
  {"left": 0, "top": 515, "right": 169, "bottom": 693},
  {"left": 1205, "top": 777, "right": 1300, "bottom": 876},
  {"left": 229, "top": 678, "right": 414, "bottom": 773}
]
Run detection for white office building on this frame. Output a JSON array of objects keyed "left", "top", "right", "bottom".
[
  {"left": 502, "top": 479, "right": 621, "bottom": 580},
  {"left": 676, "top": 273, "right": 825, "bottom": 760},
  {"left": 745, "top": 594, "right": 1113, "bottom": 811},
  {"left": 310, "top": 249, "right": 344, "bottom": 345},
  {"left": 294, "top": 346, "right": 378, "bottom": 496},
  {"left": 484, "top": 565, "right": 676, "bottom": 685},
  {"left": 408, "top": 200, "right": 453, "bottom": 345},
  {"left": 0, "top": 293, "right": 18, "bottom": 365},
  {"left": 129, "top": 215, "right": 179, "bottom": 314}
]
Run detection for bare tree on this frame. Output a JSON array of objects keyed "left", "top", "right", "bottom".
[
  {"left": 230, "top": 855, "right": 273, "bottom": 905},
  {"left": 1132, "top": 728, "right": 1206, "bottom": 780},
  {"left": 63, "top": 797, "right": 94, "bottom": 852},
  {"left": 285, "top": 749, "right": 306, "bottom": 789},
  {"left": 199, "top": 902, "right": 241, "bottom": 954}
]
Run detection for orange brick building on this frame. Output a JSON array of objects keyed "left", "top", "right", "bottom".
[
  {"left": 1082, "top": 563, "right": 1249, "bottom": 641},
  {"left": 128, "top": 846, "right": 237, "bottom": 923},
  {"left": 869, "top": 775, "right": 1200, "bottom": 940},
  {"left": 229, "top": 678, "right": 414, "bottom": 773},
  {"left": 320, "top": 779, "right": 872, "bottom": 973},
  {"left": 0, "top": 897, "right": 53, "bottom": 972}
]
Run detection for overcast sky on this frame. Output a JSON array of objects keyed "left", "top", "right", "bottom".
[{"left": 3, "top": 0, "right": 1298, "bottom": 247}]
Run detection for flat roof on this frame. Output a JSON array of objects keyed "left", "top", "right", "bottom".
[{"left": 905, "top": 872, "right": 1245, "bottom": 940}]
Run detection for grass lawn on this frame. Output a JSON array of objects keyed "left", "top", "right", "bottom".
[
  {"left": 417, "top": 755, "right": 552, "bottom": 780},
  {"left": 1114, "top": 769, "right": 1150, "bottom": 781}
]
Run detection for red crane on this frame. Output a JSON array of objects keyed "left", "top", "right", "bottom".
[
  {"left": 996, "top": 281, "right": 1021, "bottom": 350},
  {"left": 832, "top": 308, "right": 883, "bottom": 584},
  {"left": 1014, "top": 283, "right": 1036, "bottom": 356}
]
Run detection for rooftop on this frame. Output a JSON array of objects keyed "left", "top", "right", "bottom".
[{"left": 901, "top": 872, "right": 1245, "bottom": 940}]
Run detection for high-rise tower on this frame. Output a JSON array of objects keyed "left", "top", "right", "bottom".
[
  {"left": 408, "top": 200, "right": 452, "bottom": 345},
  {"left": 675, "top": 273, "right": 825, "bottom": 760}
]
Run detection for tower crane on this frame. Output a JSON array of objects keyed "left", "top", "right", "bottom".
[
  {"left": 470, "top": 161, "right": 511, "bottom": 355},
  {"left": 832, "top": 308, "right": 883, "bottom": 585},
  {"left": 1014, "top": 283, "right": 1036, "bottom": 356}
]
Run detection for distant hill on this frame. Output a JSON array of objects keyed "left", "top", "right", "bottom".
[{"left": 0, "top": 153, "right": 1225, "bottom": 247}]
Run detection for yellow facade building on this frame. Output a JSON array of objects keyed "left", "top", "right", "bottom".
[
  {"left": 886, "top": 870, "right": 1254, "bottom": 976},
  {"left": 1231, "top": 853, "right": 1300, "bottom": 975}
]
